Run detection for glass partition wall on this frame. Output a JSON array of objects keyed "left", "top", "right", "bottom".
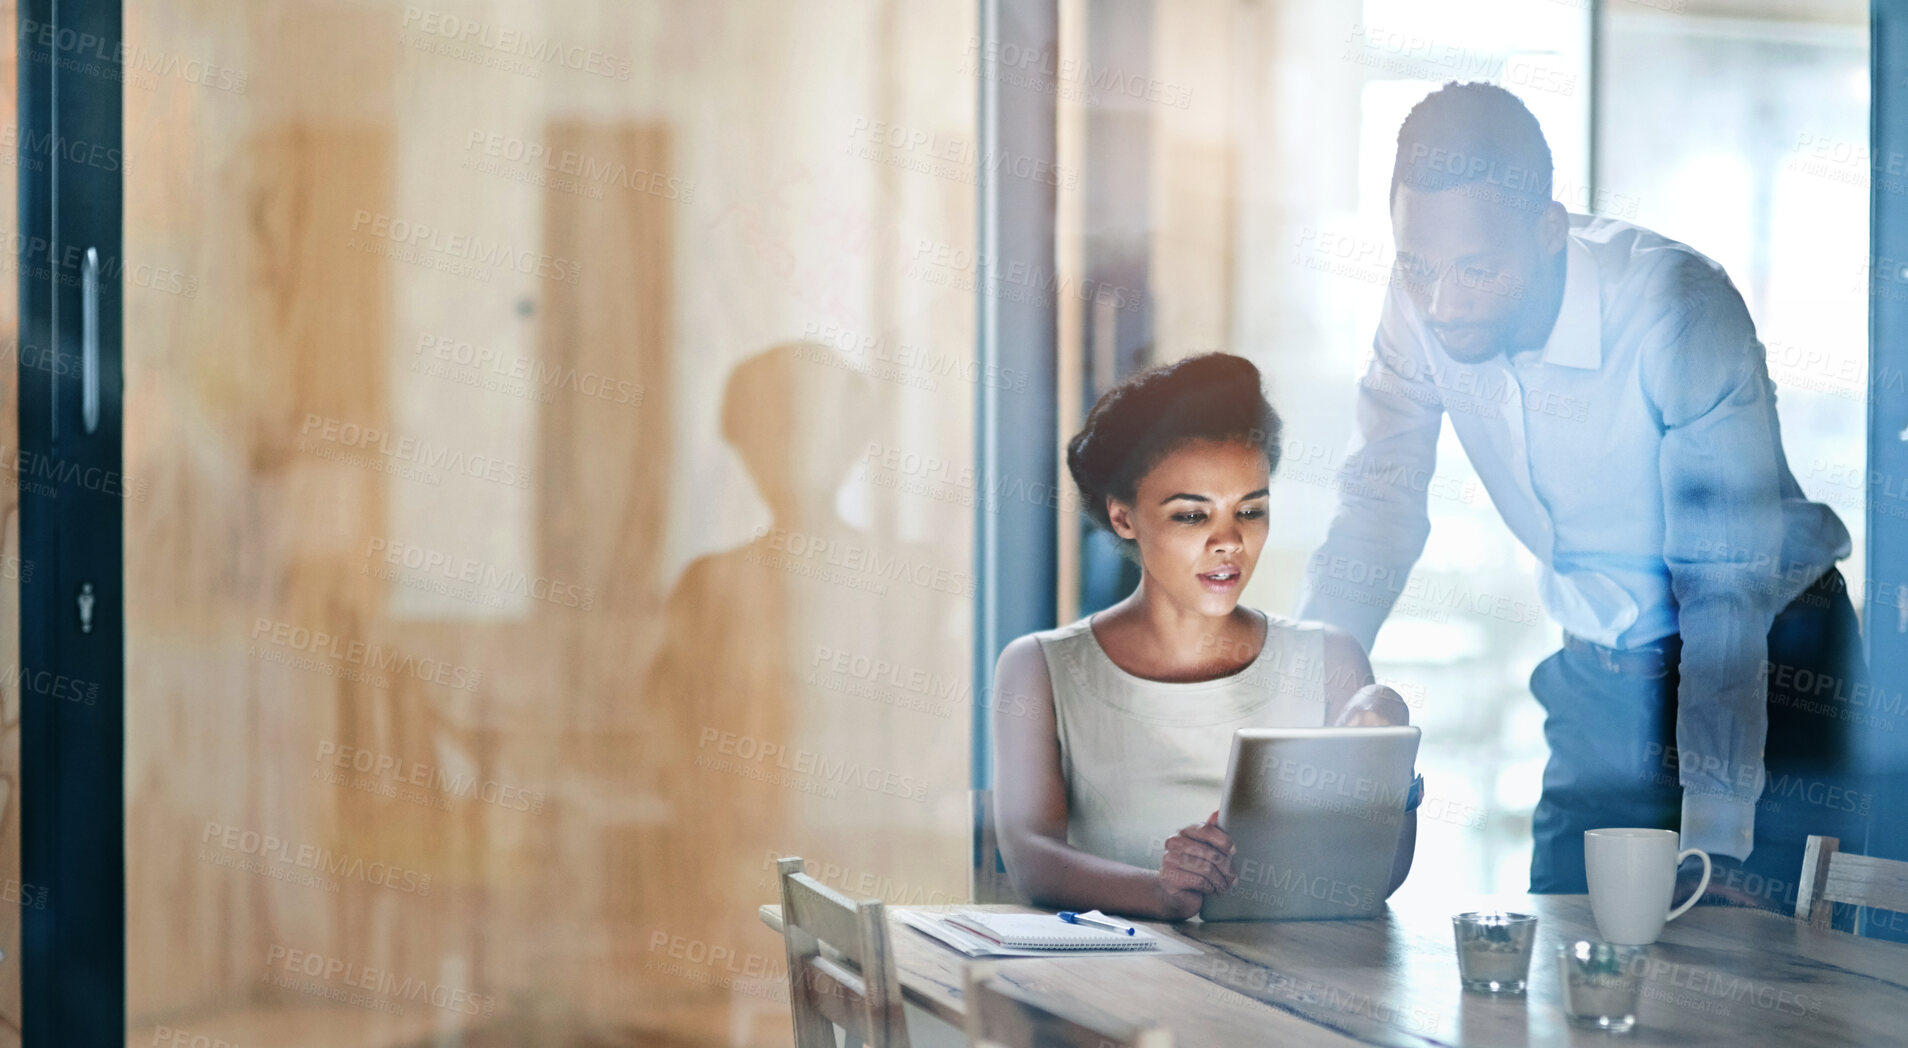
[
  {"left": 0, "top": 0, "right": 1866, "bottom": 1045},
  {"left": 121, "top": 2, "right": 977, "bottom": 1045}
]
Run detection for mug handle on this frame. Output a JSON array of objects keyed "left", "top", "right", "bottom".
[{"left": 1666, "top": 847, "right": 1711, "bottom": 922}]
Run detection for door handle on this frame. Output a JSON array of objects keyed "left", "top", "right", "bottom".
[{"left": 81, "top": 246, "right": 99, "bottom": 434}]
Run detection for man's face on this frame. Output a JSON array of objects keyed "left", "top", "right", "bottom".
[{"left": 1391, "top": 184, "right": 1558, "bottom": 363}]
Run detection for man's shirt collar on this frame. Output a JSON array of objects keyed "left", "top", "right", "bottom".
[{"left": 1525, "top": 236, "right": 1601, "bottom": 370}]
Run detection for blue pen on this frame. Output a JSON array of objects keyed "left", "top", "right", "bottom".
[{"left": 1059, "top": 910, "right": 1137, "bottom": 935}]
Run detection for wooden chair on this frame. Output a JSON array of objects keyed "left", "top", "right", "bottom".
[
  {"left": 776, "top": 856, "right": 911, "bottom": 1048},
  {"left": 972, "top": 789, "right": 1017, "bottom": 904},
  {"left": 1795, "top": 835, "right": 1908, "bottom": 931},
  {"left": 964, "top": 962, "right": 1172, "bottom": 1048}
]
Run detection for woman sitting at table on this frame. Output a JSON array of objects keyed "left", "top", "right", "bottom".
[{"left": 992, "top": 352, "right": 1416, "bottom": 921}]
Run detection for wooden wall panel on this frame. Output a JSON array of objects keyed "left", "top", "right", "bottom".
[
  {"left": 126, "top": 121, "right": 397, "bottom": 1016},
  {"left": 508, "top": 118, "right": 679, "bottom": 1020}
]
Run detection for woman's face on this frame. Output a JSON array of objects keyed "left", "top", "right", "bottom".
[{"left": 1107, "top": 440, "right": 1271, "bottom": 617}]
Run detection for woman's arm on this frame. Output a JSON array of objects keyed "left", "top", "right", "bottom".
[
  {"left": 991, "top": 635, "right": 1235, "bottom": 921},
  {"left": 1319, "top": 625, "right": 1417, "bottom": 898}
]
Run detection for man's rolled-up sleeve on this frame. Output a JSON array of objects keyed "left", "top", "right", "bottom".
[{"left": 1644, "top": 260, "right": 1788, "bottom": 861}]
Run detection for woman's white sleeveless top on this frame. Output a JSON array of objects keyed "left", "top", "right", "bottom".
[{"left": 1031, "top": 610, "right": 1329, "bottom": 871}]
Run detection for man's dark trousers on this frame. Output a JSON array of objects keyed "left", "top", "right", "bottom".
[{"left": 1527, "top": 568, "right": 1867, "bottom": 913}]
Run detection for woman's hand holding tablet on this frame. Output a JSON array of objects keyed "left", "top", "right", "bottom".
[{"left": 1153, "top": 810, "right": 1238, "bottom": 920}]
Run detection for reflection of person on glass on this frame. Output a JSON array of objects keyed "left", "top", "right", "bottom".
[
  {"left": 992, "top": 354, "right": 1417, "bottom": 921},
  {"left": 1298, "top": 82, "right": 1862, "bottom": 911}
]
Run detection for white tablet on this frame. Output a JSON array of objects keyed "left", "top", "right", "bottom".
[{"left": 1199, "top": 726, "right": 1421, "bottom": 922}]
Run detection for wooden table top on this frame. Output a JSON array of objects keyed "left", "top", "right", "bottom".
[{"left": 759, "top": 896, "right": 1908, "bottom": 1046}]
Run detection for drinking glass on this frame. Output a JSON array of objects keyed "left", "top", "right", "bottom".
[
  {"left": 1451, "top": 911, "right": 1539, "bottom": 994},
  {"left": 1558, "top": 940, "right": 1646, "bottom": 1033}
]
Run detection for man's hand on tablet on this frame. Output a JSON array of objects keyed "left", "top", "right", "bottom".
[
  {"left": 1334, "top": 683, "right": 1411, "bottom": 727},
  {"left": 1153, "top": 811, "right": 1237, "bottom": 921}
]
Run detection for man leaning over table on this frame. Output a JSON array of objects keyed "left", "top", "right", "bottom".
[{"left": 1296, "top": 81, "right": 1866, "bottom": 913}]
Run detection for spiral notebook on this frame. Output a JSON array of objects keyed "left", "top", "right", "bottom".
[{"left": 942, "top": 911, "right": 1159, "bottom": 951}]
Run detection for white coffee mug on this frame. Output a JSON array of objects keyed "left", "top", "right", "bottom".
[{"left": 1584, "top": 828, "right": 1710, "bottom": 945}]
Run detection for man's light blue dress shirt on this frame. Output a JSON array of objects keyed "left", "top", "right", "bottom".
[{"left": 1298, "top": 214, "right": 1851, "bottom": 860}]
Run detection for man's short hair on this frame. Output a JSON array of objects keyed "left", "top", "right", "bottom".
[{"left": 1390, "top": 81, "right": 1554, "bottom": 220}]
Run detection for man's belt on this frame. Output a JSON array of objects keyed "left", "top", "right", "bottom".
[{"left": 1562, "top": 632, "right": 1681, "bottom": 678}]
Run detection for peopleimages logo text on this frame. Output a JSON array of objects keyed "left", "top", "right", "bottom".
[
  {"left": 263, "top": 944, "right": 495, "bottom": 1017},
  {"left": 251, "top": 618, "right": 481, "bottom": 692},
  {"left": 299, "top": 414, "right": 533, "bottom": 489},
  {"left": 314, "top": 741, "right": 544, "bottom": 813},
  {"left": 202, "top": 822, "right": 431, "bottom": 894},
  {"left": 349, "top": 211, "right": 579, "bottom": 284},
  {"left": 365, "top": 537, "right": 594, "bottom": 611},
  {"left": 401, "top": 6, "right": 631, "bottom": 80},
  {"left": 696, "top": 728, "right": 929, "bottom": 801}
]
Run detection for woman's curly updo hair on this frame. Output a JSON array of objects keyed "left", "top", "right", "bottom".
[{"left": 1066, "top": 353, "right": 1282, "bottom": 557}]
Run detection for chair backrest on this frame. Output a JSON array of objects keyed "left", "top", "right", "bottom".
[
  {"left": 964, "top": 962, "right": 1172, "bottom": 1048},
  {"left": 776, "top": 856, "right": 911, "bottom": 1048},
  {"left": 1796, "top": 835, "right": 1908, "bottom": 930},
  {"left": 972, "top": 789, "right": 1018, "bottom": 904}
]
